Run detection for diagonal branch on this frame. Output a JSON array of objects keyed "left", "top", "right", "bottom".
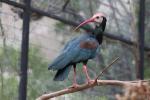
[
  {"left": 36, "top": 56, "right": 149, "bottom": 100},
  {"left": 36, "top": 80, "right": 150, "bottom": 100},
  {"left": 95, "top": 57, "right": 120, "bottom": 81},
  {"left": 36, "top": 80, "right": 125, "bottom": 100},
  {"left": 36, "top": 57, "right": 147, "bottom": 100},
  {"left": 62, "top": 0, "right": 71, "bottom": 10}
]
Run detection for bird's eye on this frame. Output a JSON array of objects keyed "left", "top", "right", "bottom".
[{"left": 96, "top": 16, "right": 100, "bottom": 19}]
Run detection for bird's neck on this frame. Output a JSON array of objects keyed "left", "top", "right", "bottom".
[
  {"left": 93, "top": 17, "right": 107, "bottom": 44},
  {"left": 93, "top": 25, "right": 104, "bottom": 45}
]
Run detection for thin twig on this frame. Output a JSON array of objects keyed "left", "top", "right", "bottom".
[
  {"left": 95, "top": 57, "right": 120, "bottom": 81},
  {"left": 62, "top": 0, "right": 70, "bottom": 10}
]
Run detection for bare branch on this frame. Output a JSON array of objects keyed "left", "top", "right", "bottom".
[
  {"left": 0, "top": 17, "right": 6, "bottom": 47},
  {"left": 36, "top": 57, "right": 148, "bottom": 100},
  {"left": 36, "top": 80, "right": 149, "bottom": 100},
  {"left": 1, "top": 0, "right": 150, "bottom": 51},
  {"left": 98, "top": 1, "right": 114, "bottom": 9},
  {"left": 95, "top": 57, "right": 120, "bottom": 81},
  {"left": 88, "top": 0, "right": 93, "bottom": 16},
  {"left": 109, "top": 0, "right": 121, "bottom": 33},
  {"left": 118, "top": 0, "right": 130, "bottom": 15},
  {"left": 62, "top": 0, "right": 70, "bottom": 10}
]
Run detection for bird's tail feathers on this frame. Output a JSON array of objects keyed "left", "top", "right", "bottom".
[
  {"left": 48, "top": 52, "right": 71, "bottom": 70},
  {"left": 53, "top": 65, "right": 72, "bottom": 81}
]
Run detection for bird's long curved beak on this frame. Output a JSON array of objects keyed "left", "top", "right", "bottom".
[{"left": 74, "top": 17, "right": 95, "bottom": 31}]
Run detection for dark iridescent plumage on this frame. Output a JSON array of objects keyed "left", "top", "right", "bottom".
[{"left": 48, "top": 15, "right": 107, "bottom": 82}]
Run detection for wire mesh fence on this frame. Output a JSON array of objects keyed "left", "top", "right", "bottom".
[{"left": 0, "top": 0, "right": 150, "bottom": 100}]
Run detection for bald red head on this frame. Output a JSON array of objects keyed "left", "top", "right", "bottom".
[{"left": 74, "top": 13, "right": 106, "bottom": 31}]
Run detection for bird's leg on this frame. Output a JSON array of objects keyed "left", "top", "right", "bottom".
[
  {"left": 70, "top": 65, "right": 79, "bottom": 88},
  {"left": 83, "top": 65, "right": 94, "bottom": 84},
  {"left": 73, "top": 65, "right": 78, "bottom": 87}
]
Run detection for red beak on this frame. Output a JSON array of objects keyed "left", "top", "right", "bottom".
[{"left": 74, "top": 17, "right": 95, "bottom": 31}]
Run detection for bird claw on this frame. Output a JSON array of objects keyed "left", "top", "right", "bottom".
[{"left": 87, "top": 79, "right": 95, "bottom": 85}]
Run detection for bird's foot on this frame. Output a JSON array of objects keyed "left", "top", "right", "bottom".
[
  {"left": 87, "top": 79, "right": 95, "bottom": 85},
  {"left": 69, "top": 83, "right": 79, "bottom": 88}
]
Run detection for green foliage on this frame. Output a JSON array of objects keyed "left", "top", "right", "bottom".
[
  {"left": 144, "top": 66, "right": 150, "bottom": 79},
  {"left": 1, "top": 76, "right": 18, "bottom": 100},
  {"left": 0, "top": 46, "right": 19, "bottom": 72},
  {"left": 144, "top": 56, "right": 150, "bottom": 79},
  {"left": 0, "top": 46, "right": 53, "bottom": 100},
  {"left": 0, "top": 46, "right": 19, "bottom": 100}
]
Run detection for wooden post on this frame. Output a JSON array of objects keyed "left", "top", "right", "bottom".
[
  {"left": 18, "top": 0, "right": 31, "bottom": 100},
  {"left": 137, "top": 0, "right": 145, "bottom": 79}
]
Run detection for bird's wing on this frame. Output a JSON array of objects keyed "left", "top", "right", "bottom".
[
  {"left": 73, "top": 38, "right": 99, "bottom": 62},
  {"left": 48, "top": 39, "right": 80, "bottom": 70},
  {"left": 48, "top": 35, "right": 99, "bottom": 70},
  {"left": 62, "top": 37, "right": 77, "bottom": 50},
  {"left": 62, "top": 34, "right": 90, "bottom": 50}
]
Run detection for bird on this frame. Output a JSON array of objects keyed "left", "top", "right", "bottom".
[{"left": 48, "top": 13, "right": 107, "bottom": 88}]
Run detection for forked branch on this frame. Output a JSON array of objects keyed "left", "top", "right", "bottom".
[
  {"left": 36, "top": 80, "right": 150, "bottom": 100},
  {"left": 95, "top": 57, "right": 119, "bottom": 81},
  {"left": 36, "top": 57, "right": 120, "bottom": 100},
  {"left": 36, "top": 57, "right": 149, "bottom": 100}
]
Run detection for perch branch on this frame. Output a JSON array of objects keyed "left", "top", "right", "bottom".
[
  {"left": 36, "top": 80, "right": 150, "bottom": 100},
  {"left": 36, "top": 56, "right": 148, "bottom": 100},
  {"left": 36, "top": 57, "right": 142, "bottom": 100}
]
